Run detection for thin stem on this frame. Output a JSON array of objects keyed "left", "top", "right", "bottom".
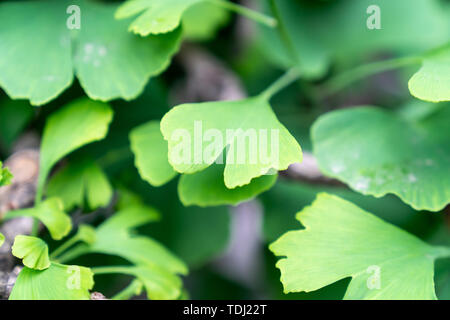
[
  {"left": 209, "top": 0, "right": 276, "bottom": 27},
  {"left": 260, "top": 67, "right": 301, "bottom": 100},
  {"left": 322, "top": 55, "right": 422, "bottom": 95},
  {"left": 50, "top": 235, "right": 80, "bottom": 259},
  {"left": 55, "top": 244, "right": 90, "bottom": 264},
  {"left": 432, "top": 246, "right": 450, "bottom": 259},
  {"left": 111, "top": 279, "right": 143, "bottom": 300},
  {"left": 269, "top": 0, "right": 298, "bottom": 63},
  {"left": 91, "top": 266, "right": 132, "bottom": 275}
]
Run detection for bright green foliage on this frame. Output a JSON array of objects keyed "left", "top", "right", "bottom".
[
  {"left": 270, "top": 193, "right": 450, "bottom": 299},
  {"left": 131, "top": 120, "right": 279, "bottom": 206},
  {"left": 260, "top": 0, "right": 449, "bottom": 79},
  {"left": 73, "top": 203, "right": 188, "bottom": 299},
  {"left": 182, "top": 1, "right": 230, "bottom": 40},
  {"left": 12, "top": 236, "right": 51, "bottom": 270},
  {"left": 5, "top": 198, "right": 71, "bottom": 240},
  {"left": 130, "top": 121, "right": 177, "bottom": 187},
  {"left": 0, "top": 0, "right": 181, "bottom": 105},
  {"left": 178, "top": 163, "right": 276, "bottom": 207},
  {"left": 9, "top": 263, "right": 94, "bottom": 300},
  {"left": 0, "top": 233, "right": 4, "bottom": 247},
  {"left": 0, "top": 161, "right": 12, "bottom": 186},
  {"left": 409, "top": 45, "right": 450, "bottom": 102},
  {"left": 47, "top": 159, "right": 113, "bottom": 211},
  {"left": 37, "top": 98, "right": 113, "bottom": 200},
  {"left": 312, "top": 106, "right": 450, "bottom": 211},
  {"left": 160, "top": 96, "right": 302, "bottom": 188},
  {"left": 116, "top": 0, "right": 203, "bottom": 36}
]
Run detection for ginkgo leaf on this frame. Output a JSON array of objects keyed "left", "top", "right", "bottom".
[
  {"left": 178, "top": 163, "right": 277, "bottom": 207},
  {"left": 0, "top": 161, "right": 12, "bottom": 186},
  {"left": 160, "top": 96, "right": 302, "bottom": 188},
  {"left": 12, "top": 236, "right": 51, "bottom": 270},
  {"left": 36, "top": 98, "right": 113, "bottom": 200},
  {"left": 409, "top": 44, "right": 450, "bottom": 102},
  {"left": 115, "top": 0, "right": 204, "bottom": 36},
  {"left": 181, "top": 1, "right": 230, "bottom": 41},
  {"left": 270, "top": 193, "right": 450, "bottom": 299},
  {"left": 0, "top": 233, "right": 4, "bottom": 247},
  {"left": 47, "top": 158, "right": 113, "bottom": 211},
  {"left": 311, "top": 105, "right": 450, "bottom": 211},
  {"left": 130, "top": 121, "right": 177, "bottom": 187},
  {"left": 5, "top": 198, "right": 72, "bottom": 240},
  {"left": 130, "top": 120, "right": 282, "bottom": 206},
  {"left": 259, "top": 0, "right": 450, "bottom": 79},
  {"left": 0, "top": 0, "right": 181, "bottom": 105},
  {"left": 9, "top": 263, "right": 94, "bottom": 300}
]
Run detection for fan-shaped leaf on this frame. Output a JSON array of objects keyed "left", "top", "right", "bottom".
[
  {"left": 0, "top": 162, "right": 12, "bottom": 186},
  {"left": 161, "top": 96, "right": 302, "bottom": 188},
  {"left": 47, "top": 159, "right": 113, "bottom": 211},
  {"left": 37, "top": 98, "right": 113, "bottom": 200},
  {"left": 409, "top": 45, "right": 450, "bottom": 102},
  {"left": 12, "top": 236, "right": 51, "bottom": 270},
  {"left": 312, "top": 105, "right": 450, "bottom": 211},
  {"left": 0, "top": 0, "right": 181, "bottom": 105},
  {"left": 9, "top": 263, "right": 94, "bottom": 300},
  {"left": 270, "top": 193, "right": 450, "bottom": 299},
  {"left": 5, "top": 198, "right": 71, "bottom": 240}
]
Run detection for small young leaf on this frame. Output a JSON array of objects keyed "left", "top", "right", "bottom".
[
  {"left": 270, "top": 193, "right": 450, "bottom": 299},
  {"left": 47, "top": 159, "right": 113, "bottom": 211},
  {"left": 312, "top": 106, "right": 450, "bottom": 211},
  {"left": 77, "top": 225, "right": 97, "bottom": 245},
  {"left": 5, "top": 198, "right": 72, "bottom": 240},
  {"left": 0, "top": 0, "right": 181, "bottom": 105},
  {"left": 0, "top": 233, "right": 4, "bottom": 247},
  {"left": 130, "top": 121, "right": 177, "bottom": 187},
  {"left": 409, "top": 45, "right": 450, "bottom": 102},
  {"left": 37, "top": 98, "right": 113, "bottom": 200},
  {"left": 12, "top": 235, "right": 51, "bottom": 270},
  {"left": 0, "top": 162, "right": 13, "bottom": 186},
  {"left": 160, "top": 96, "right": 302, "bottom": 188},
  {"left": 115, "top": 0, "right": 203, "bottom": 36},
  {"left": 9, "top": 263, "right": 94, "bottom": 300}
]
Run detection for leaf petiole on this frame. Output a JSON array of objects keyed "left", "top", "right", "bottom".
[
  {"left": 209, "top": 0, "right": 277, "bottom": 28},
  {"left": 260, "top": 67, "right": 302, "bottom": 101}
]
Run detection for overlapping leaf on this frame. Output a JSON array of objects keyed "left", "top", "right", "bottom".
[
  {"left": 409, "top": 44, "right": 450, "bottom": 102},
  {"left": 0, "top": 0, "right": 181, "bottom": 105},
  {"left": 47, "top": 159, "right": 113, "bottom": 211},
  {"left": 131, "top": 120, "right": 279, "bottom": 206},
  {"left": 312, "top": 105, "right": 450, "bottom": 211},
  {"left": 260, "top": 0, "right": 450, "bottom": 79},
  {"left": 160, "top": 97, "right": 302, "bottom": 189},
  {"left": 270, "top": 193, "right": 450, "bottom": 299},
  {"left": 9, "top": 263, "right": 94, "bottom": 300},
  {"left": 12, "top": 236, "right": 51, "bottom": 270},
  {"left": 5, "top": 198, "right": 72, "bottom": 240},
  {"left": 37, "top": 98, "right": 113, "bottom": 200}
]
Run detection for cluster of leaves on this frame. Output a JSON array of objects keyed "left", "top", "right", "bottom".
[{"left": 0, "top": 0, "right": 449, "bottom": 300}]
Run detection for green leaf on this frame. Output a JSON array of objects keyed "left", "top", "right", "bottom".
[
  {"left": 260, "top": 0, "right": 450, "bottom": 79},
  {"left": 160, "top": 96, "right": 302, "bottom": 188},
  {"left": 0, "top": 161, "right": 13, "bottom": 186},
  {"left": 0, "top": 0, "right": 181, "bottom": 105},
  {"left": 311, "top": 106, "right": 450, "bottom": 211},
  {"left": 130, "top": 121, "right": 177, "bottom": 187},
  {"left": 5, "top": 198, "right": 72, "bottom": 240},
  {"left": 270, "top": 193, "right": 450, "bottom": 299},
  {"left": 409, "top": 45, "right": 450, "bottom": 102},
  {"left": 179, "top": 163, "right": 277, "bottom": 207},
  {"left": 115, "top": 0, "right": 203, "bottom": 36},
  {"left": 131, "top": 120, "right": 280, "bottom": 206},
  {"left": 36, "top": 98, "right": 113, "bottom": 201},
  {"left": 9, "top": 263, "right": 94, "bottom": 300},
  {"left": 0, "top": 233, "right": 4, "bottom": 247},
  {"left": 47, "top": 158, "right": 113, "bottom": 211},
  {"left": 12, "top": 235, "right": 51, "bottom": 270},
  {"left": 181, "top": 1, "right": 230, "bottom": 41}
]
